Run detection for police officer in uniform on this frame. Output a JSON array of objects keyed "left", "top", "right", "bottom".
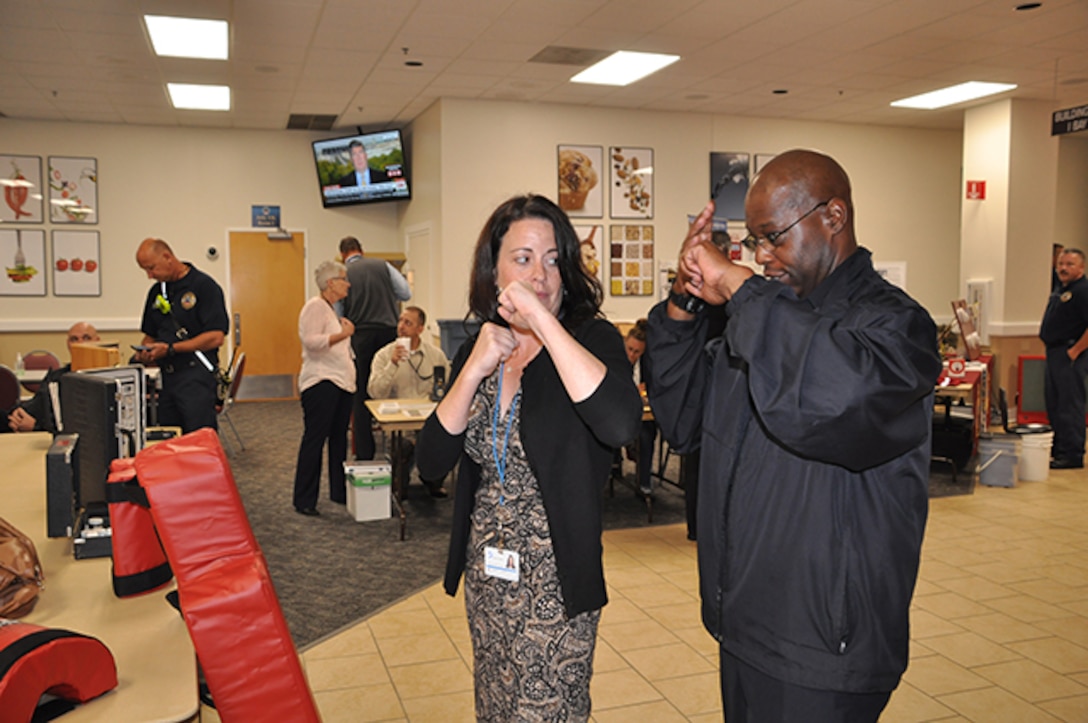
[
  {"left": 134, "top": 237, "right": 229, "bottom": 434},
  {"left": 1040, "top": 247, "right": 1088, "bottom": 469}
]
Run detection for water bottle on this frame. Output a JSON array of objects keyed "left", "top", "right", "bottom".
[{"left": 14, "top": 352, "right": 24, "bottom": 377}]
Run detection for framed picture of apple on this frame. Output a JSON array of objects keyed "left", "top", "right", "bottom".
[{"left": 52, "top": 230, "right": 100, "bottom": 296}]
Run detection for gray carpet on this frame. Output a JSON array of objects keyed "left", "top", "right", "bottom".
[
  {"left": 222, "top": 400, "right": 688, "bottom": 650},
  {"left": 223, "top": 400, "right": 972, "bottom": 650}
]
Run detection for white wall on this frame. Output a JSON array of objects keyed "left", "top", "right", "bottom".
[
  {"left": 1, "top": 102, "right": 964, "bottom": 338},
  {"left": 0, "top": 118, "right": 404, "bottom": 332},
  {"left": 435, "top": 98, "right": 963, "bottom": 323}
]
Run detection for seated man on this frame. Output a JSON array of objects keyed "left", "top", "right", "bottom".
[
  {"left": 622, "top": 319, "right": 657, "bottom": 495},
  {"left": 7, "top": 322, "right": 99, "bottom": 434},
  {"left": 367, "top": 306, "right": 451, "bottom": 497}
]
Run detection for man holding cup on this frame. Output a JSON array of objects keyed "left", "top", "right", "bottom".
[{"left": 368, "top": 306, "right": 450, "bottom": 497}]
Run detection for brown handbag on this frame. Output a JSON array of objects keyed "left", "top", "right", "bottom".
[{"left": 0, "top": 516, "right": 45, "bottom": 618}]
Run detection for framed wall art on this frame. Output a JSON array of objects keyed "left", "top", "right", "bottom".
[
  {"left": 609, "top": 224, "right": 654, "bottom": 296},
  {"left": 754, "top": 153, "right": 776, "bottom": 174},
  {"left": 609, "top": 147, "right": 653, "bottom": 219},
  {"left": 710, "top": 151, "right": 749, "bottom": 223},
  {"left": 573, "top": 224, "right": 604, "bottom": 285},
  {"left": 48, "top": 156, "right": 97, "bottom": 224},
  {"left": 0, "top": 154, "right": 44, "bottom": 223},
  {"left": 52, "top": 230, "right": 101, "bottom": 296},
  {"left": 0, "top": 229, "right": 46, "bottom": 296},
  {"left": 557, "top": 145, "right": 603, "bottom": 218}
]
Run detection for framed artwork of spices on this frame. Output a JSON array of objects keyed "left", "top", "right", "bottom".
[
  {"left": 609, "top": 147, "right": 653, "bottom": 219},
  {"left": 0, "top": 154, "right": 44, "bottom": 223},
  {"left": 609, "top": 224, "right": 654, "bottom": 296},
  {"left": 48, "top": 156, "right": 98, "bottom": 224},
  {"left": 0, "top": 229, "right": 46, "bottom": 296},
  {"left": 52, "top": 230, "right": 101, "bottom": 296}
]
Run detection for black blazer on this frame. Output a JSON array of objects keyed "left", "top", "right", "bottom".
[{"left": 418, "top": 317, "right": 642, "bottom": 617}]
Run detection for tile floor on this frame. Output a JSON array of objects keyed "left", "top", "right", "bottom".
[{"left": 206, "top": 465, "right": 1088, "bottom": 722}]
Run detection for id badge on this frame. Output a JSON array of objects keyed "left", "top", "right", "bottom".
[{"left": 484, "top": 545, "right": 520, "bottom": 582}]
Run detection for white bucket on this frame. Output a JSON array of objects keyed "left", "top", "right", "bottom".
[
  {"left": 1018, "top": 431, "right": 1053, "bottom": 482},
  {"left": 977, "top": 436, "right": 1017, "bottom": 488}
]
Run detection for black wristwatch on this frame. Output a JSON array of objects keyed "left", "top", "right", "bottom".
[
  {"left": 166, "top": 342, "right": 176, "bottom": 357},
  {"left": 668, "top": 289, "right": 706, "bottom": 314}
]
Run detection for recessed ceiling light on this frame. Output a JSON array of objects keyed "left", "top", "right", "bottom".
[
  {"left": 145, "top": 15, "right": 228, "bottom": 60},
  {"left": 890, "top": 81, "right": 1017, "bottom": 109},
  {"left": 570, "top": 51, "right": 680, "bottom": 86},
  {"left": 167, "top": 83, "right": 231, "bottom": 111}
]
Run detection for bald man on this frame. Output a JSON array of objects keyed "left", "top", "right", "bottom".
[
  {"left": 7, "top": 321, "right": 99, "bottom": 433},
  {"left": 134, "top": 237, "right": 228, "bottom": 433},
  {"left": 646, "top": 150, "right": 941, "bottom": 721}
]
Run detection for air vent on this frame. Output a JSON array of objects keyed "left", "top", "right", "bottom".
[
  {"left": 529, "top": 46, "right": 610, "bottom": 66},
  {"left": 286, "top": 113, "right": 338, "bottom": 130}
]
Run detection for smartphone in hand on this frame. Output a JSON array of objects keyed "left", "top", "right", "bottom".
[{"left": 131, "top": 344, "right": 150, "bottom": 351}]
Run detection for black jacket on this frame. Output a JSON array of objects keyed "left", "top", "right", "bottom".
[
  {"left": 647, "top": 248, "right": 941, "bottom": 693},
  {"left": 418, "top": 317, "right": 642, "bottom": 617}
]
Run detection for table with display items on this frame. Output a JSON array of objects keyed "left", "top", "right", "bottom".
[
  {"left": 364, "top": 399, "right": 437, "bottom": 541},
  {"left": 1, "top": 432, "right": 197, "bottom": 721}
]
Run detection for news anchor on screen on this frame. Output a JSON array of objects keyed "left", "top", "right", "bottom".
[{"left": 337, "top": 140, "right": 389, "bottom": 187}]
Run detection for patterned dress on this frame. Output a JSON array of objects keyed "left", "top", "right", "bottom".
[{"left": 463, "top": 370, "right": 601, "bottom": 722}]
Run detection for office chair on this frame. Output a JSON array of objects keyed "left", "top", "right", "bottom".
[
  {"left": 217, "top": 352, "right": 246, "bottom": 454},
  {"left": 20, "top": 349, "right": 61, "bottom": 394}
]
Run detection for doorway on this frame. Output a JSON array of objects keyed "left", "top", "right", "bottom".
[{"left": 227, "top": 230, "right": 306, "bottom": 400}]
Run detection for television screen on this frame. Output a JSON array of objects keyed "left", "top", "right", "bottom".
[{"left": 312, "top": 130, "right": 410, "bottom": 208}]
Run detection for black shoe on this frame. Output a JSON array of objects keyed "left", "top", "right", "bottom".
[
  {"left": 295, "top": 507, "right": 320, "bottom": 516},
  {"left": 1050, "top": 458, "right": 1084, "bottom": 469}
]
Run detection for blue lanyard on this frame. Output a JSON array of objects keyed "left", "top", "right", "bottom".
[{"left": 491, "top": 362, "right": 521, "bottom": 507}]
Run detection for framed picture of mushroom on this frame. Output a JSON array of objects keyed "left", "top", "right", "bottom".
[
  {"left": 573, "top": 224, "right": 604, "bottom": 285},
  {"left": 52, "top": 230, "right": 101, "bottom": 296},
  {"left": 609, "top": 147, "right": 653, "bottom": 219},
  {"left": 557, "top": 145, "right": 603, "bottom": 218},
  {"left": 609, "top": 224, "right": 654, "bottom": 296},
  {"left": 0, "top": 229, "right": 46, "bottom": 296},
  {"left": 48, "top": 156, "right": 97, "bottom": 224},
  {"left": 0, "top": 155, "right": 44, "bottom": 223}
]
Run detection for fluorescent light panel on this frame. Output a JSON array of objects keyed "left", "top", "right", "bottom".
[
  {"left": 571, "top": 51, "right": 680, "bottom": 86},
  {"left": 145, "top": 15, "right": 228, "bottom": 60},
  {"left": 891, "top": 81, "right": 1016, "bottom": 110},
  {"left": 168, "top": 83, "right": 231, "bottom": 111}
]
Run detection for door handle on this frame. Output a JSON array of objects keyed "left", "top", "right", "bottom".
[{"left": 233, "top": 313, "right": 242, "bottom": 346}]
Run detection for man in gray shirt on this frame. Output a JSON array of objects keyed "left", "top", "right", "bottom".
[{"left": 338, "top": 235, "right": 411, "bottom": 460}]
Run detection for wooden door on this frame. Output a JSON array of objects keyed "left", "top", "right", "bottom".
[{"left": 227, "top": 230, "right": 306, "bottom": 400}]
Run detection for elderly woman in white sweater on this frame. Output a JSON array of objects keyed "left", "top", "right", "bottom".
[{"left": 291, "top": 260, "right": 356, "bottom": 516}]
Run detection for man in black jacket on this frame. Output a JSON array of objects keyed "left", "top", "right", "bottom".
[{"left": 647, "top": 150, "right": 941, "bottom": 722}]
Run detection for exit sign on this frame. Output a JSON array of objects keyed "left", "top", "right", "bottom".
[{"left": 966, "top": 180, "right": 986, "bottom": 200}]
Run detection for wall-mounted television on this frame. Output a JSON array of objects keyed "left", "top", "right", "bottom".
[{"left": 312, "top": 129, "right": 410, "bottom": 208}]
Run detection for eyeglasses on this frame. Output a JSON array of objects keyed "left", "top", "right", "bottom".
[{"left": 741, "top": 200, "right": 830, "bottom": 253}]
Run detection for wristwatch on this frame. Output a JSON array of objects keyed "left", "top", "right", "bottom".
[
  {"left": 668, "top": 289, "right": 706, "bottom": 314},
  {"left": 166, "top": 342, "right": 176, "bottom": 357}
]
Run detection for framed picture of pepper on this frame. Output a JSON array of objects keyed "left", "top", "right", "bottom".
[
  {"left": 52, "top": 230, "right": 101, "bottom": 297},
  {"left": 0, "top": 154, "right": 44, "bottom": 223},
  {"left": 48, "top": 156, "right": 98, "bottom": 224}
]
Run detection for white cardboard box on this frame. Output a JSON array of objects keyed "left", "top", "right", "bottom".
[{"left": 344, "top": 461, "right": 392, "bottom": 522}]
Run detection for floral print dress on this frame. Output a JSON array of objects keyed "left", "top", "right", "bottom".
[{"left": 462, "top": 370, "right": 600, "bottom": 722}]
